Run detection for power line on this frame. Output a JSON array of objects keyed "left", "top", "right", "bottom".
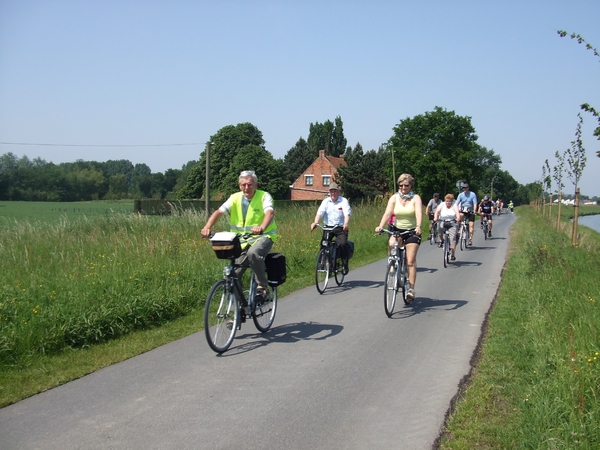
[{"left": 0, "top": 141, "right": 204, "bottom": 147}]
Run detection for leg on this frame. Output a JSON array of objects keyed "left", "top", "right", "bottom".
[
  {"left": 246, "top": 237, "right": 273, "bottom": 289},
  {"left": 405, "top": 243, "right": 419, "bottom": 289}
]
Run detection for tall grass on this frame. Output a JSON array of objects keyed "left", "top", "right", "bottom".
[
  {"left": 0, "top": 200, "right": 391, "bottom": 369},
  {"left": 440, "top": 206, "right": 600, "bottom": 449}
]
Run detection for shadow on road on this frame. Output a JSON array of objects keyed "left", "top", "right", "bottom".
[
  {"left": 387, "top": 296, "right": 468, "bottom": 319},
  {"left": 219, "top": 321, "right": 343, "bottom": 356}
]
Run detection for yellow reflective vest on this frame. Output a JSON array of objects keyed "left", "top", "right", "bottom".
[{"left": 228, "top": 191, "right": 277, "bottom": 248}]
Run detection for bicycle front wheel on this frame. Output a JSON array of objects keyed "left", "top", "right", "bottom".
[
  {"left": 484, "top": 223, "right": 488, "bottom": 240},
  {"left": 443, "top": 237, "right": 449, "bottom": 268},
  {"left": 334, "top": 254, "right": 345, "bottom": 286},
  {"left": 401, "top": 259, "right": 410, "bottom": 304},
  {"left": 315, "top": 249, "right": 330, "bottom": 294},
  {"left": 383, "top": 261, "right": 398, "bottom": 317},
  {"left": 204, "top": 280, "right": 239, "bottom": 353},
  {"left": 253, "top": 286, "right": 278, "bottom": 332},
  {"left": 460, "top": 227, "right": 466, "bottom": 251}
]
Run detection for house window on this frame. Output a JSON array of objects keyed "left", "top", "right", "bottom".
[
  {"left": 322, "top": 176, "right": 331, "bottom": 186},
  {"left": 305, "top": 175, "right": 313, "bottom": 186}
]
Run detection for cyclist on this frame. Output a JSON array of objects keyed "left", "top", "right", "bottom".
[
  {"left": 477, "top": 195, "right": 495, "bottom": 237},
  {"left": 456, "top": 182, "right": 478, "bottom": 246},
  {"left": 508, "top": 200, "right": 514, "bottom": 213},
  {"left": 425, "top": 193, "right": 442, "bottom": 236},
  {"left": 434, "top": 193, "right": 460, "bottom": 260},
  {"left": 201, "top": 170, "right": 277, "bottom": 304},
  {"left": 375, "top": 173, "right": 423, "bottom": 301},
  {"left": 310, "top": 182, "right": 352, "bottom": 274}
]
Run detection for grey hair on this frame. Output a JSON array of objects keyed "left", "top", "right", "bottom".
[{"left": 239, "top": 170, "right": 258, "bottom": 183}]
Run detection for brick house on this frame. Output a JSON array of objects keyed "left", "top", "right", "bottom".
[{"left": 290, "top": 150, "right": 346, "bottom": 200}]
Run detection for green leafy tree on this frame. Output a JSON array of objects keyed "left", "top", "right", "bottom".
[
  {"left": 178, "top": 123, "right": 265, "bottom": 198},
  {"left": 221, "top": 145, "right": 289, "bottom": 199},
  {"left": 283, "top": 137, "right": 317, "bottom": 184},
  {"left": 388, "top": 107, "right": 500, "bottom": 198},
  {"left": 307, "top": 116, "right": 346, "bottom": 157},
  {"left": 336, "top": 143, "right": 388, "bottom": 200}
]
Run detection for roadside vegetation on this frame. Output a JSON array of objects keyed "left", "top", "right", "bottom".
[{"left": 439, "top": 206, "right": 600, "bottom": 449}]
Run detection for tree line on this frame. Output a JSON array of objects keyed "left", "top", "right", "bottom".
[{"left": 0, "top": 109, "right": 558, "bottom": 205}]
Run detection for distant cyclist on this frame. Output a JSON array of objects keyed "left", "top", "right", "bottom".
[
  {"left": 508, "top": 200, "right": 514, "bottom": 213},
  {"left": 456, "top": 182, "right": 478, "bottom": 246},
  {"left": 425, "top": 193, "right": 442, "bottom": 235},
  {"left": 477, "top": 195, "right": 495, "bottom": 237},
  {"left": 434, "top": 193, "right": 460, "bottom": 260}
]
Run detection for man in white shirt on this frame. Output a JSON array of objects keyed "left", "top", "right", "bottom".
[{"left": 310, "top": 183, "right": 352, "bottom": 274}]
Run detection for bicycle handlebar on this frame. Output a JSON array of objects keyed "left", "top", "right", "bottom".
[
  {"left": 313, "top": 223, "right": 343, "bottom": 232},
  {"left": 376, "top": 228, "right": 416, "bottom": 239}
]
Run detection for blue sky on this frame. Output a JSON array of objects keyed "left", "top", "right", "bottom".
[{"left": 1, "top": 0, "right": 599, "bottom": 197}]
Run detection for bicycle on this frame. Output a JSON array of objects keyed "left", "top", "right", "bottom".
[
  {"left": 440, "top": 220, "right": 456, "bottom": 268},
  {"left": 377, "top": 228, "right": 415, "bottom": 317},
  {"left": 314, "top": 224, "right": 346, "bottom": 294},
  {"left": 428, "top": 219, "right": 438, "bottom": 245},
  {"left": 481, "top": 213, "right": 490, "bottom": 240},
  {"left": 204, "top": 232, "right": 278, "bottom": 353},
  {"left": 458, "top": 209, "right": 472, "bottom": 251}
]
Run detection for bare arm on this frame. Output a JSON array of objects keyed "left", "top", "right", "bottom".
[
  {"left": 201, "top": 209, "right": 225, "bottom": 237},
  {"left": 376, "top": 196, "right": 396, "bottom": 232}
]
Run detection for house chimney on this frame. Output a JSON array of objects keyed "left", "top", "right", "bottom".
[{"left": 319, "top": 150, "right": 325, "bottom": 158}]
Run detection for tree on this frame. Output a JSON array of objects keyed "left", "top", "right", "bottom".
[
  {"left": 565, "top": 113, "right": 587, "bottom": 194},
  {"left": 389, "top": 107, "right": 499, "bottom": 198},
  {"left": 307, "top": 116, "right": 347, "bottom": 157},
  {"left": 558, "top": 31, "right": 600, "bottom": 157},
  {"left": 552, "top": 150, "right": 565, "bottom": 197},
  {"left": 178, "top": 123, "right": 265, "bottom": 198},
  {"left": 220, "top": 145, "right": 289, "bottom": 199},
  {"left": 336, "top": 143, "right": 389, "bottom": 200},
  {"left": 283, "top": 137, "right": 317, "bottom": 184}
]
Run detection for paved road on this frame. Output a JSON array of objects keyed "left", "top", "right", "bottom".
[{"left": 1, "top": 213, "right": 516, "bottom": 450}]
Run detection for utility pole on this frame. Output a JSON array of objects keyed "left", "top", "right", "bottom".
[
  {"left": 205, "top": 141, "right": 212, "bottom": 217},
  {"left": 491, "top": 175, "right": 497, "bottom": 199}
]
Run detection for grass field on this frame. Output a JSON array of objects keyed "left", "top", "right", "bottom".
[{"left": 0, "top": 200, "right": 134, "bottom": 224}]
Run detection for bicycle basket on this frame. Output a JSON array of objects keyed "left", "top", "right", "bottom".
[{"left": 210, "top": 232, "right": 242, "bottom": 259}]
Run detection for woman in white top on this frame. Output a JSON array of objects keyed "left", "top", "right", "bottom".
[{"left": 434, "top": 193, "right": 460, "bottom": 260}]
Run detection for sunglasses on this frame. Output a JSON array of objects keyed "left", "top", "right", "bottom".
[{"left": 399, "top": 184, "right": 411, "bottom": 188}]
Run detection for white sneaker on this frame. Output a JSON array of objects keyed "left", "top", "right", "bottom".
[{"left": 406, "top": 288, "right": 415, "bottom": 301}]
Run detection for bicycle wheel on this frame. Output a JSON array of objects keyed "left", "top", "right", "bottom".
[
  {"left": 204, "top": 280, "right": 239, "bottom": 353},
  {"left": 253, "top": 286, "right": 277, "bottom": 332},
  {"left": 460, "top": 226, "right": 466, "bottom": 251},
  {"left": 334, "top": 250, "right": 345, "bottom": 286},
  {"left": 315, "top": 248, "right": 330, "bottom": 294},
  {"left": 383, "top": 260, "right": 398, "bottom": 317},
  {"left": 401, "top": 257, "right": 410, "bottom": 304},
  {"left": 443, "top": 236, "right": 449, "bottom": 268},
  {"left": 429, "top": 225, "right": 435, "bottom": 245},
  {"left": 483, "top": 222, "right": 488, "bottom": 240}
]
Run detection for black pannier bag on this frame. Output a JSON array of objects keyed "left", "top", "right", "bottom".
[
  {"left": 210, "top": 232, "right": 242, "bottom": 259},
  {"left": 346, "top": 240, "right": 355, "bottom": 259},
  {"left": 265, "top": 253, "right": 286, "bottom": 287}
]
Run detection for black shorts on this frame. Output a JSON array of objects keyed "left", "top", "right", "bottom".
[{"left": 388, "top": 225, "right": 422, "bottom": 245}]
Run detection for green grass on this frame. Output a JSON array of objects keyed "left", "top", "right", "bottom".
[
  {"left": 0, "top": 200, "right": 134, "bottom": 224},
  {"left": 439, "top": 206, "right": 600, "bottom": 449}
]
